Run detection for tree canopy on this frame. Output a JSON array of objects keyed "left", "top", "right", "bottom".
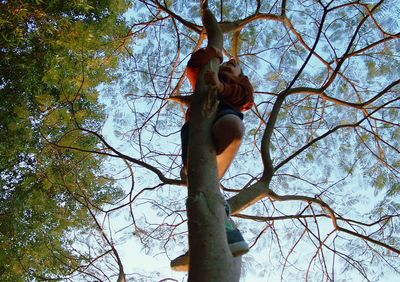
[
  {"left": 0, "top": 1, "right": 130, "bottom": 280},
  {"left": 1, "top": 0, "right": 399, "bottom": 281}
]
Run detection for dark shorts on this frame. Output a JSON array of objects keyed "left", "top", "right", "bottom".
[{"left": 180, "top": 103, "right": 244, "bottom": 166}]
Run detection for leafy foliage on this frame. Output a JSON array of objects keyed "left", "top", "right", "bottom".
[
  {"left": 106, "top": 0, "right": 399, "bottom": 281},
  {"left": 1, "top": 0, "right": 399, "bottom": 281},
  {"left": 0, "top": 0, "right": 129, "bottom": 280}
]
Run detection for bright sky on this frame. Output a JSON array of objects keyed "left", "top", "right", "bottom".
[{"left": 94, "top": 1, "right": 400, "bottom": 281}]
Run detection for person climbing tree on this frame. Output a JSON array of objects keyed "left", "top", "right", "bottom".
[{"left": 170, "top": 0, "right": 255, "bottom": 272}]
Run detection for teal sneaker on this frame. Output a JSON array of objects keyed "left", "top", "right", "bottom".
[
  {"left": 170, "top": 201, "right": 249, "bottom": 271},
  {"left": 170, "top": 222, "right": 249, "bottom": 272},
  {"left": 226, "top": 228, "right": 249, "bottom": 257}
]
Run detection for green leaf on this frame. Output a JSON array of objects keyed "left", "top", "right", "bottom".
[{"left": 375, "top": 173, "right": 387, "bottom": 189}]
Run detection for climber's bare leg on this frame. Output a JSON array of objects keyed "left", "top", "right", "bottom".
[{"left": 212, "top": 114, "right": 244, "bottom": 179}]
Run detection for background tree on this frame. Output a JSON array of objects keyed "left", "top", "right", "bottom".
[
  {"left": 1, "top": 0, "right": 399, "bottom": 281},
  {"left": 0, "top": 1, "right": 131, "bottom": 281}
]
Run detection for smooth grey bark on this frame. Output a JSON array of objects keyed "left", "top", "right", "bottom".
[
  {"left": 186, "top": 5, "right": 241, "bottom": 282},
  {"left": 186, "top": 52, "right": 240, "bottom": 282}
]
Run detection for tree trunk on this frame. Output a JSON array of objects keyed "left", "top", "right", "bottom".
[{"left": 186, "top": 57, "right": 241, "bottom": 281}]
